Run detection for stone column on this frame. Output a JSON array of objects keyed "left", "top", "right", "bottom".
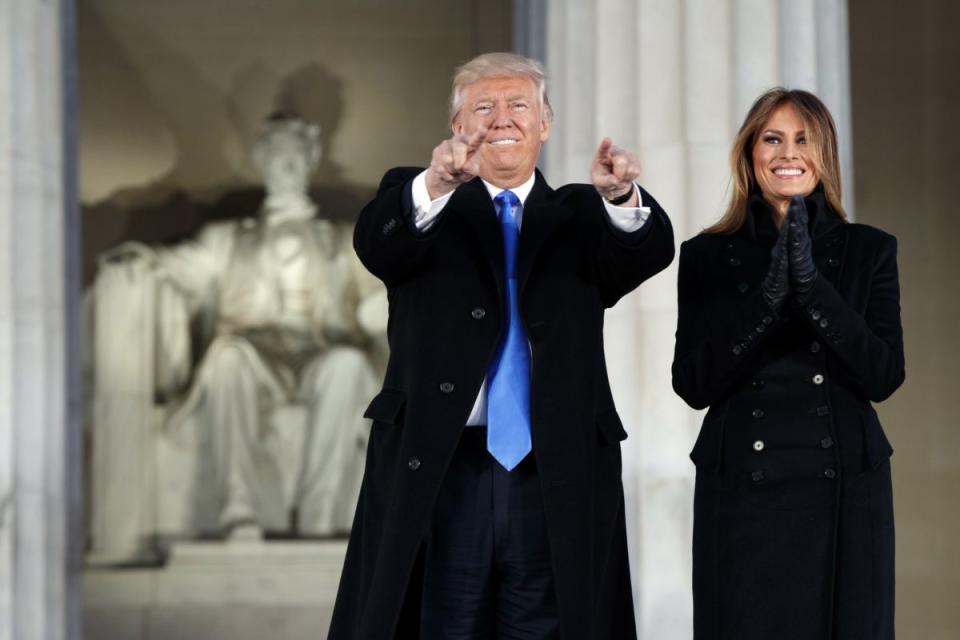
[
  {"left": 0, "top": 0, "right": 82, "bottom": 639},
  {"left": 544, "top": 1, "right": 852, "bottom": 636}
]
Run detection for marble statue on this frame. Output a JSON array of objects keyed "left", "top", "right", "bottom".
[{"left": 88, "top": 114, "right": 384, "bottom": 559}]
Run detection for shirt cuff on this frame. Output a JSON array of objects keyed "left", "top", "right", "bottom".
[
  {"left": 411, "top": 170, "right": 455, "bottom": 231},
  {"left": 603, "top": 184, "right": 651, "bottom": 233}
]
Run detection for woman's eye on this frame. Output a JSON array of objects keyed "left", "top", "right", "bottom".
[
  {"left": 764, "top": 136, "right": 781, "bottom": 144},
  {"left": 797, "top": 137, "right": 807, "bottom": 144}
]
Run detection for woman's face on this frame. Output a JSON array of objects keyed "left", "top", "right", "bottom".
[{"left": 751, "top": 103, "right": 819, "bottom": 211}]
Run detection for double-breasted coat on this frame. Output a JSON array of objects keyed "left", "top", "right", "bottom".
[
  {"left": 328, "top": 167, "right": 675, "bottom": 639},
  {"left": 672, "top": 191, "right": 904, "bottom": 639}
]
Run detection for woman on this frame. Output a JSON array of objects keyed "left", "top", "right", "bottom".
[{"left": 672, "top": 88, "right": 904, "bottom": 639}]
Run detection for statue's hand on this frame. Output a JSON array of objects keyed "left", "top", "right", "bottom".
[{"left": 98, "top": 241, "right": 157, "bottom": 268}]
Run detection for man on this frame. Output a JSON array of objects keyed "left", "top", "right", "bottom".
[{"left": 330, "top": 53, "right": 674, "bottom": 639}]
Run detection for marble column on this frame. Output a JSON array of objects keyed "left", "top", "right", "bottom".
[
  {"left": 544, "top": 1, "right": 852, "bottom": 636},
  {"left": 0, "top": 0, "right": 82, "bottom": 639}
]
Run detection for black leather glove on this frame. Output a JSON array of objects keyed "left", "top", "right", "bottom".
[
  {"left": 761, "top": 216, "right": 790, "bottom": 311},
  {"left": 787, "top": 195, "right": 818, "bottom": 296}
]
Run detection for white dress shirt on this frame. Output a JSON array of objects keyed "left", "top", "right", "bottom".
[{"left": 409, "top": 170, "right": 652, "bottom": 425}]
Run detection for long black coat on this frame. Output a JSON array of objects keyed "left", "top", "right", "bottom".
[
  {"left": 672, "top": 192, "right": 904, "bottom": 640},
  {"left": 328, "top": 168, "right": 674, "bottom": 639}
]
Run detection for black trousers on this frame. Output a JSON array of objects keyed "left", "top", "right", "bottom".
[{"left": 419, "top": 427, "right": 560, "bottom": 639}]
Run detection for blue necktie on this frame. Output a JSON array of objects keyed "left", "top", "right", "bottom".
[{"left": 487, "top": 190, "right": 531, "bottom": 471}]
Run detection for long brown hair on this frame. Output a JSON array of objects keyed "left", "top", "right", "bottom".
[{"left": 706, "top": 88, "right": 846, "bottom": 235}]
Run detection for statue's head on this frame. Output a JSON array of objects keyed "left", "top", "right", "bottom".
[{"left": 251, "top": 112, "right": 322, "bottom": 196}]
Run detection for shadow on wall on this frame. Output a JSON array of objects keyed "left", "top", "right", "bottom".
[{"left": 81, "top": 2, "right": 374, "bottom": 285}]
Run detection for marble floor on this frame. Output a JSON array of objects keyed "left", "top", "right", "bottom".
[{"left": 83, "top": 540, "right": 346, "bottom": 640}]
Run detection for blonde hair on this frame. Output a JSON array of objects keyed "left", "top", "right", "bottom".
[
  {"left": 449, "top": 52, "right": 553, "bottom": 124},
  {"left": 706, "top": 88, "right": 846, "bottom": 235}
]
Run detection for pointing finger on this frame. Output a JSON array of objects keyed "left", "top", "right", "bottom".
[
  {"left": 594, "top": 137, "right": 614, "bottom": 163},
  {"left": 466, "top": 128, "right": 488, "bottom": 153}
]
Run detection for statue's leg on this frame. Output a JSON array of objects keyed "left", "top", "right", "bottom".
[
  {"left": 296, "top": 346, "right": 377, "bottom": 536},
  {"left": 195, "top": 335, "right": 287, "bottom": 536}
]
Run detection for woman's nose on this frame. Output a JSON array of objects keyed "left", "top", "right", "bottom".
[{"left": 781, "top": 141, "right": 800, "bottom": 159}]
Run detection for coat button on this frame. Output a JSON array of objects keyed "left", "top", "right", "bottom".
[
  {"left": 752, "top": 408, "right": 765, "bottom": 419},
  {"left": 819, "top": 318, "right": 830, "bottom": 328},
  {"left": 823, "top": 468, "right": 837, "bottom": 479},
  {"left": 725, "top": 242, "right": 734, "bottom": 250},
  {"left": 439, "top": 382, "right": 455, "bottom": 393},
  {"left": 762, "top": 316, "right": 773, "bottom": 325},
  {"left": 737, "top": 282, "right": 749, "bottom": 293},
  {"left": 812, "top": 373, "right": 824, "bottom": 385},
  {"left": 729, "top": 257, "right": 742, "bottom": 267},
  {"left": 751, "top": 378, "right": 765, "bottom": 390},
  {"left": 811, "top": 309, "right": 822, "bottom": 320},
  {"left": 753, "top": 440, "right": 765, "bottom": 451},
  {"left": 381, "top": 218, "right": 399, "bottom": 235},
  {"left": 810, "top": 340, "right": 821, "bottom": 353},
  {"left": 407, "top": 457, "right": 421, "bottom": 471},
  {"left": 827, "top": 257, "right": 840, "bottom": 267},
  {"left": 756, "top": 324, "right": 766, "bottom": 333},
  {"left": 732, "top": 344, "right": 742, "bottom": 356},
  {"left": 751, "top": 470, "right": 765, "bottom": 482},
  {"left": 816, "top": 405, "right": 831, "bottom": 417},
  {"left": 820, "top": 437, "right": 834, "bottom": 449},
  {"left": 471, "top": 307, "right": 486, "bottom": 320}
]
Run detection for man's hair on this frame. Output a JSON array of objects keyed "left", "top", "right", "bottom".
[{"left": 448, "top": 52, "right": 553, "bottom": 124}]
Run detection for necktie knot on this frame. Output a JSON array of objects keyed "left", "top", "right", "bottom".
[{"left": 494, "top": 190, "right": 520, "bottom": 221}]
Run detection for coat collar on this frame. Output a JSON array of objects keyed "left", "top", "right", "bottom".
[
  {"left": 740, "top": 186, "right": 844, "bottom": 244},
  {"left": 448, "top": 169, "right": 573, "bottom": 297}
]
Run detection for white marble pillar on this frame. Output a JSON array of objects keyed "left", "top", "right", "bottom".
[
  {"left": 544, "top": 1, "right": 852, "bottom": 636},
  {"left": 0, "top": 0, "right": 82, "bottom": 639}
]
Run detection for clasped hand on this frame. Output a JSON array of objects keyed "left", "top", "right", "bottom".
[{"left": 761, "top": 196, "right": 819, "bottom": 311}]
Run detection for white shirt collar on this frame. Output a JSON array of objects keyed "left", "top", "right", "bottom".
[{"left": 480, "top": 172, "right": 536, "bottom": 206}]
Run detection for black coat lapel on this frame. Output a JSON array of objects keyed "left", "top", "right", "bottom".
[
  {"left": 450, "top": 178, "right": 505, "bottom": 297},
  {"left": 517, "top": 170, "right": 573, "bottom": 294},
  {"left": 448, "top": 171, "right": 573, "bottom": 299}
]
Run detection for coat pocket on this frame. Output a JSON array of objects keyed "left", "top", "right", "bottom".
[
  {"left": 596, "top": 408, "right": 628, "bottom": 445},
  {"left": 362, "top": 388, "right": 407, "bottom": 426}
]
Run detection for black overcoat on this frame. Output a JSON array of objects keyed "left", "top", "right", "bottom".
[
  {"left": 672, "top": 192, "right": 904, "bottom": 640},
  {"left": 328, "top": 167, "right": 674, "bottom": 639}
]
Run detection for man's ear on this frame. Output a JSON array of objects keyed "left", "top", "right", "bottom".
[
  {"left": 539, "top": 115, "right": 551, "bottom": 143},
  {"left": 452, "top": 117, "right": 463, "bottom": 136}
]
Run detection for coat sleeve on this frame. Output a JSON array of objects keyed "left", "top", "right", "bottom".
[
  {"left": 671, "top": 238, "right": 785, "bottom": 410},
  {"left": 794, "top": 233, "right": 905, "bottom": 401},
  {"left": 353, "top": 166, "right": 445, "bottom": 287},
  {"left": 595, "top": 186, "right": 676, "bottom": 307}
]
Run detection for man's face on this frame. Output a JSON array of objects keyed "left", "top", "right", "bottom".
[{"left": 453, "top": 75, "right": 551, "bottom": 188}]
